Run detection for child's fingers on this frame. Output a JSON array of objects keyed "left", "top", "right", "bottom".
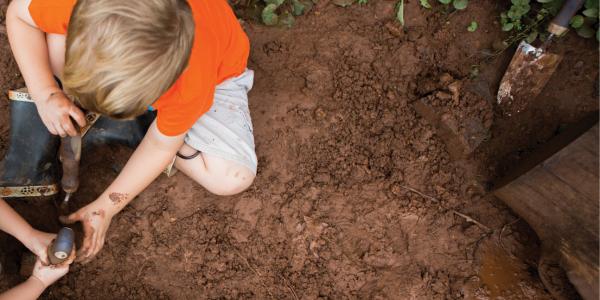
[
  {"left": 46, "top": 121, "right": 59, "bottom": 136},
  {"left": 59, "top": 212, "right": 80, "bottom": 225},
  {"left": 41, "top": 117, "right": 58, "bottom": 135},
  {"left": 38, "top": 246, "right": 51, "bottom": 266},
  {"left": 56, "top": 249, "right": 76, "bottom": 267},
  {"left": 69, "top": 106, "right": 87, "bottom": 128},
  {"left": 90, "top": 233, "right": 106, "bottom": 261},
  {"left": 55, "top": 121, "right": 68, "bottom": 138},
  {"left": 76, "top": 221, "right": 95, "bottom": 262},
  {"left": 60, "top": 123, "right": 72, "bottom": 137},
  {"left": 83, "top": 229, "right": 99, "bottom": 263},
  {"left": 61, "top": 117, "right": 78, "bottom": 136}
]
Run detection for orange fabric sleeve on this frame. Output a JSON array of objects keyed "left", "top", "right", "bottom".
[
  {"left": 153, "top": 68, "right": 217, "bottom": 137},
  {"left": 152, "top": 0, "right": 244, "bottom": 137},
  {"left": 28, "top": 0, "right": 76, "bottom": 34}
]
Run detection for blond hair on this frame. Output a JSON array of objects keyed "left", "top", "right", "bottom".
[{"left": 63, "top": 0, "right": 195, "bottom": 119}]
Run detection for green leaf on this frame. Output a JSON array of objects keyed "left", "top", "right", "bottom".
[
  {"left": 333, "top": 0, "right": 356, "bottom": 7},
  {"left": 576, "top": 25, "right": 596, "bottom": 38},
  {"left": 453, "top": 0, "right": 468, "bottom": 10},
  {"left": 358, "top": 0, "right": 368, "bottom": 4},
  {"left": 420, "top": 0, "right": 432, "bottom": 8},
  {"left": 536, "top": 0, "right": 554, "bottom": 3},
  {"left": 279, "top": 11, "right": 295, "bottom": 28},
  {"left": 467, "top": 21, "right": 478, "bottom": 32},
  {"left": 292, "top": 0, "right": 306, "bottom": 16},
  {"left": 397, "top": 0, "right": 405, "bottom": 26},
  {"left": 582, "top": 8, "right": 599, "bottom": 17},
  {"left": 262, "top": 4, "right": 279, "bottom": 26},
  {"left": 439, "top": 0, "right": 452, "bottom": 4},
  {"left": 469, "top": 65, "right": 480, "bottom": 78},
  {"left": 526, "top": 30, "right": 538, "bottom": 43},
  {"left": 502, "top": 22, "right": 514, "bottom": 31},
  {"left": 585, "top": 0, "right": 599, "bottom": 9},
  {"left": 570, "top": 15, "right": 585, "bottom": 28},
  {"left": 265, "top": 0, "right": 285, "bottom": 6}
]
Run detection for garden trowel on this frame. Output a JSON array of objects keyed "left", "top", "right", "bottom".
[{"left": 497, "top": 0, "right": 584, "bottom": 115}]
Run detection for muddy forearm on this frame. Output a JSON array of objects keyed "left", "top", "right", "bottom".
[
  {"left": 96, "top": 121, "right": 185, "bottom": 216},
  {"left": 6, "top": 0, "right": 61, "bottom": 102}
]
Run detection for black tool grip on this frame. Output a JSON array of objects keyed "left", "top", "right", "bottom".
[{"left": 549, "top": 0, "right": 585, "bottom": 32}]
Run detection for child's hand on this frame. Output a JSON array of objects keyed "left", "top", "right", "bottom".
[
  {"left": 30, "top": 251, "right": 75, "bottom": 288},
  {"left": 35, "top": 91, "right": 86, "bottom": 137},
  {"left": 60, "top": 203, "right": 114, "bottom": 264},
  {"left": 23, "top": 230, "right": 55, "bottom": 265}
]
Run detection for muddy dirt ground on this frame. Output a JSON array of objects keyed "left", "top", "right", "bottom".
[{"left": 0, "top": 0, "right": 598, "bottom": 299}]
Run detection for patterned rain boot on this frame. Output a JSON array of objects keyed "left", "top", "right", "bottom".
[{"left": 0, "top": 89, "right": 60, "bottom": 198}]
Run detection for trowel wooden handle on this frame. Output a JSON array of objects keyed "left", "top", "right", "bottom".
[
  {"left": 60, "top": 134, "right": 82, "bottom": 194},
  {"left": 548, "top": 0, "right": 585, "bottom": 36}
]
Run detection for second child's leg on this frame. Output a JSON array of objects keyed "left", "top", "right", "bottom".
[
  {"left": 174, "top": 145, "right": 255, "bottom": 196},
  {"left": 172, "top": 69, "right": 258, "bottom": 196}
]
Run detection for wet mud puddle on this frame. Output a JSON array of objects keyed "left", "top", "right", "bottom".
[{"left": 479, "top": 246, "right": 546, "bottom": 299}]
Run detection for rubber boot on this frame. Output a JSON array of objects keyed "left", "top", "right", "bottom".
[
  {"left": 0, "top": 98, "right": 60, "bottom": 198},
  {"left": 82, "top": 111, "right": 156, "bottom": 148},
  {"left": 0, "top": 90, "right": 155, "bottom": 198}
]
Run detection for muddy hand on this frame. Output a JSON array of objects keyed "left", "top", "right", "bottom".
[
  {"left": 60, "top": 204, "right": 113, "bottom": 263},
  {"left": 31, "top": 249, "right": 75, "bottom": 288},
  {"left": 36, "top": 91, "right": 86, "bottom": 137},
  {"left": 24, "top": 230, "right": 56, "bottom": 266}
]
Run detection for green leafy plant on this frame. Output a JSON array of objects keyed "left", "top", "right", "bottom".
[
  {"left": 438, "top": 0, "right": 469, "bottom": 10},
  {"left": 420, "top": 0, "right": 432, "bottom": 9},
  {"left": 397, "top": 0, "right": 405, "bottom": 26},
  {"left": 260, "top": 0, "right": 316, "bottom": 27},
  {"left": 332, "top": 0, "right": 357, "bottom": 7},
  {"left": 569, "top": 0, "right": 599, "bottom": 39},
  {"left": 468, "top": 21, "right": 478, "bottom": 32},
  {"left": 500, "top": 0, "right": 599, "bottom": 42},
  {"left": 500, "top": 0, "right": 531, "bottom": 32}
]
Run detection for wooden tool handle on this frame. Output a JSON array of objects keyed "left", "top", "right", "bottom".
[
  {"left": 548, "top": 0, "right": 585, "bottom": 36},
  {"left": 60, "top": 134, "right": 82, "bottom": 194}
]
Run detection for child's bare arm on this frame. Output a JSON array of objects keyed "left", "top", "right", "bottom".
[
  {"left": 62, "top": 121, "right": 184, "bottom": 262},
  {"left": 0, "top": 199, "right": 56, "bottom": 264},
  {"left": 0, "top": 198, "right": 34, "bottom": 243},
  {"left": 0, "top": 276, "right": 46, "bottom": 300},
  {"left": 6, "top": 0, "right": 85, "bottom": 137},
  {"left": 0, "top": 255, "right": 74, "bottom": 300}
]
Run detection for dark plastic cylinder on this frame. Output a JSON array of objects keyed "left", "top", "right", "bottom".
[{"left": 49, "top": 227, "right": 74, "bottom": 264}]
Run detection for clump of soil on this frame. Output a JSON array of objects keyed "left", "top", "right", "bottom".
[{"left": 0, "top": 0, "right": 597, "bottom": 299}]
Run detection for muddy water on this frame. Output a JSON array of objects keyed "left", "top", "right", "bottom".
[{"left": 479, "top": 245, "right": 551, "bottom": 299}]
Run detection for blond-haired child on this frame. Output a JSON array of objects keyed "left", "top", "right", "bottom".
[{"left": 7, "top": 0, "right": 257, "bottom": 262}]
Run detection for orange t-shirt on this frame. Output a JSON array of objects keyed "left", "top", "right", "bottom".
[{"left": 29, "top": 0, "right": 250, "bottom": 136}]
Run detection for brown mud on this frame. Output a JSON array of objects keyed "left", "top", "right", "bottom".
[{"left": 0, "top": 0, "right": 598, "bottom": 299}]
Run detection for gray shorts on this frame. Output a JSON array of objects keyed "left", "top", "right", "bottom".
[{"left": 184, "top": 69, "right": 257, "bottom": 174}]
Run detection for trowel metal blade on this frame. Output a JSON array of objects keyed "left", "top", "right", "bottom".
[{"left": 497, "top": 40, "right": 563, "bottom": 116}]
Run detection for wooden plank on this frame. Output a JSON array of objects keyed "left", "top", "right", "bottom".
[
  {"left": 496, "top": 167, "right": 598, "bottom": 240},
  {"left": 542, "top": 125, "right": 599, "bottom": 202},
  {"left": 495, "top": 123, "right": 599, "bottom": 300}
]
